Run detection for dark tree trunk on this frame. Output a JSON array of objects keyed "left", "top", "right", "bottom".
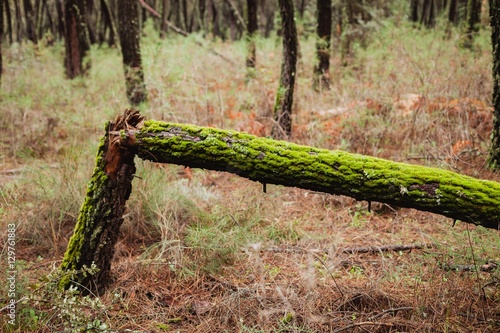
[
  {"left": 118, "top": 0, "right": 147, "bottom": 105},
  {"left": 272, "top": 0, "right": 298, "bottom": 139},
  {"left": 313, "top": 0, "right": 332, "bottom": 91},
  {"left": 182, "top": 0, "right": 189, "bottom": 31},
  {"left": 85, "top": 0, "right": 97, "bottom": 44},
  {"left": 63, "top": 0, "right": 91, "bottom": 78},
  {"left": 5, "top": 0, "right": 12, "bottom": 43},
  {"left": 199, "top": 0, "right": 206, "bottom": 31},
  {"left": 0, "top": 0, "right": 3, "bottom": 84},
  {"left": 24, "top": 0, "right": 37, "bottom": 43},
  {"left": 449, "top": 0, "right": 458, "bottom": 24},
  {"left": 14, "top": 0, "right": 22, "bottom": 43},
  {"left": 410, "top": 0, "right": 419, "bottom": 22},
  {"left": 160, "top": 0, "right": 168, "bottom": 38},
  {"left": 489, "top": 0, "right": 500, "bottom": 169},
  {"left": 246, "top": 0, "right": 258, "bottom": 68}
]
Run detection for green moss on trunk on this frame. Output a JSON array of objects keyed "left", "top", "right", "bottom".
[
  {"left": 126, "top": 120, "right": 500, "bottom": 230},
  {"left": 60, "top": 111, "right": 141, "bottom": 294}
]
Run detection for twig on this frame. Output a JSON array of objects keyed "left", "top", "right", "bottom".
[
  {"left": 332, "top": 321, "right": 394, "bottom": 333},
  {"left": 367, "top": 306, "right": 414, "bottom": 320},
  {"left": 137, "top": 0, "right": 236, "bottom": 65},
  {"left": 265, "top": 243, "right": 435, "bottom": 255}
]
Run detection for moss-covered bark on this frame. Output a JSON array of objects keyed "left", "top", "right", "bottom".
[
  {"left": 489, "top": 0, "right": 500, "bottom": 169},
  {"left": 117, "top": 120, "right": 500, "bottom": 230},
  {"left": 59, "top": 110, "right": 142, "bottom": 294}
]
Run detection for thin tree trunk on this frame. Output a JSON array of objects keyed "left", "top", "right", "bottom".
[
  {"left": 118, "top": 0, "right": 147, "bottom": 105},
  {"left": 272, "top": 0, "right": 298, "bottom": 139},
  {"left": 14, "top": 0, "right": 22, "bottom": 43},
  {"left": 160, "top": 0, "right": 168, "bottom": 38},
  {"left": 5, "top": 0, "right": 13, "bottom": 43},
  {"left": 63, "top": 0, "right": 91, "bottom": 78},
  {"left": 0, "top": 0, "right": 3, "bottom": 84},
  {"left": 449, "top": 0, "right": 458, "bottom": 23},
  {"left": 488, "top": 0, "right": 500, "bottom": 168},
  {"left": 246, "top": 0, "right": 258, "bottom": 69},
  {"left": 313, "top": 0, "right": 332, "bottom": 91},
  {"left": 23, "top": 0, "right": 37, "bottom": 43}
]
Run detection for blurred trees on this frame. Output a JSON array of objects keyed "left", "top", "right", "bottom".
[{"left": 0, "top": 0, "right": 495, "bottom": 139}]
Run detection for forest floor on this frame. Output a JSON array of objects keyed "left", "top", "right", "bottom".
[{"left": 2, "top": 19, "right": 500, "bottom": 332}]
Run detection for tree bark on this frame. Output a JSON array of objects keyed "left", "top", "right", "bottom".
[
  {"left": 122, "top": 119, "right": 499, "bottom": 230},
  {"left": 0, "top": 0, "right": 3, "bottom": 84},
  {"left": 313, "top": 0, "right": 332, "bottom": 91},
  {"left": 410, "top": 0, "right": 419, "bottom": 22},
  {"left": 246, "top": 0, "right": 258, "bottom": 69},
  {"left": 63, "top": 0, "right": 91, "bottom": 78},
  {"left": 5, "top": 0, "right": 12, "bottom": 44},
  {"left": 449, "top": 0, "right": 458, "bottom": 24},
  {"left": 489, "top": 0, "right": 500, "bottom": 169},
  {"left": 60, "top": 110, "right": 143, "bottom": 294},
  {"left": 160, "top": 0, "right": 168, "bottom": 38},
  {"left": 273, "top": 0, "right": 298, "bottom": 139},
  {"left": 118, "top": 0, "right": 147, "bottom": 105},
  {"left": 24, "top": 0, "right": 37, "bottom": 43}
]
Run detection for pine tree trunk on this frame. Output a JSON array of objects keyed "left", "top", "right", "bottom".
[
  {"left": 63, "top": 0, "right": 91, "bottom": 78},
  {"left": 313, "top": 0, "right": 332, "bottom": 91},
  {"left": 489, "top": 0, "right": 500, "bottom": 168},
  {"left": 0, "top": 0, "right": 3, "bottom": 84},
  {"left": 118, "top": 0, "right": 147, "bottom": 105},
  {"left": 24, "top": 0, "right": 37, "bottom": 43},
  {"left": 246, "top": 0, "right": 258, "bottom": 69},
  {"left": 272, "top": 0, "right": 298, "bottom": 139}
]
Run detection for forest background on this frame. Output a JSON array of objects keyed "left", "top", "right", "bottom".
[{"left": 1, "top": 0, "right": 500, "bottom": 332}]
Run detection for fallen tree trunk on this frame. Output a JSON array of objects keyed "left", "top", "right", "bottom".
[
  {"left": 62, "top": 110, "right": 500, "bottom": 293},
  {"left": 122, "top": 119, "right": 500, "bottom": 230}
]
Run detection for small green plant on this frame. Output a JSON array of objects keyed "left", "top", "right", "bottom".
[{"left": 2, "top": 264, "right": 112, "bottom": 333}]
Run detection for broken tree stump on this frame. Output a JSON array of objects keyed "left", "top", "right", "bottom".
[
  {"left": 59, "top": 110, "right": 143, "bottom": 294},
  {"left": 62, "top": 110, "right": 500, "bottom": 293}
]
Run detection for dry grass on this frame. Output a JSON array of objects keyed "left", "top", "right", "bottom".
[{"left": 1, "top": 19, "right": 500, "bottom": 332}]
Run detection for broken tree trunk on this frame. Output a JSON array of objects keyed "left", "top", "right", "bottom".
[
  {"left": 59, "top": 110, "right": 143, "bottom": 294},
  {"left": 62, "top": 110, "right": 500, "bottom": 293},
  {"left": 123, "top": 119, "right": 500, "bottom": 230}
]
